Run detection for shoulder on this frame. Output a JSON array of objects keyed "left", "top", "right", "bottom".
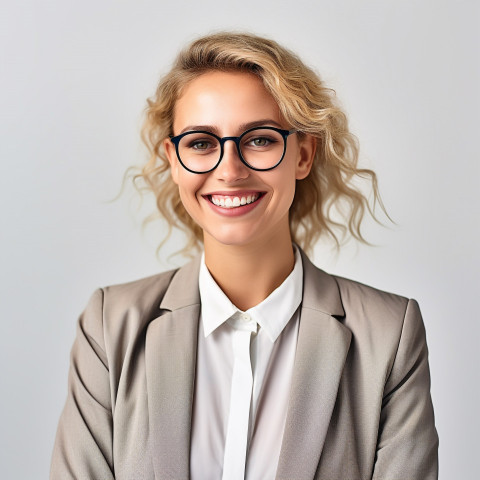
[
  {"left": 302, "top": 252, "right": 420, "bottom": 350},
  {"left": 78, "top": 268, "right": 180, "bottom": 346},
  {"left": 305, "top": 262, "right": 428, "bottom": 381},
  {"left": 101, "top": 268, "right": 179, "bottom": 316},
  {"left": 328, "top": 273, "right": 424, "bottom": 361},
  {"left": 301, "top": 249, "right": 412, "bottom": 323},
  {"left": 91, "top": 253, "right": 201, "bottom": 330},
  {"left": 332, "top": 274, "right": 410, "bottom": 319}
]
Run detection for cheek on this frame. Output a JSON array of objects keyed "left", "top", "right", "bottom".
[
  {"left": 274, "top": 167, "right": 298, "bottom": 215},
  {"left": 272, "top": 165, "right": 297, "bottom": 201},
  {"left": 177, "top": 185, "right": 200, "bottom": 225},
  {"left": 175, "top": 173, "right": 204, "bottom": 212}
]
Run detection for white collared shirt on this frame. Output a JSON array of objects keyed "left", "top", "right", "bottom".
[{"left": 190, "top": 248, "right": 303, "bottom": 480}]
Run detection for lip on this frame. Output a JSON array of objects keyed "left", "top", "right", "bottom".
[{"left": 202, "top": 190, "right": 266, "bottom": 217}]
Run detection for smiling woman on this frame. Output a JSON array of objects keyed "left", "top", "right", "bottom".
[
  {"left": 50, "top": 32, "right": 438, "bottom": 480},
  {"left": 163, "top": 71, "right": 315, "bottom": 271}
]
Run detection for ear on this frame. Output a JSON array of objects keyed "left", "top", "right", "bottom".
[
  {"left": 295, "top": 134, "right": 316, "bottom": 180},
  {"left": 163, "top": 137, "right": 180, "bottom": 185}
]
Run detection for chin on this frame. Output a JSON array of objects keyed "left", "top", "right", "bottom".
[{"left": 204, "top": 226, "right": 259, "bottom": 248}]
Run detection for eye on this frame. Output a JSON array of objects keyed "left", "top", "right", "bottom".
[
  {"left": 184, "top": 136, "right": 217, "bottom": 152},
  {"left": 242, "top": 126, "right": 284, "bottom": 149},
  {"left": 251, "top": 137, "right": 269, "bottom": 147},
  {"left": 191, "top": 140, "right": 210, "bottom": 150},
  {"left": 188, "top": 140, "right": 211, "bottom": 150},
  {"left": 245, "top": 136, "right": 277, "bottom": 148}
]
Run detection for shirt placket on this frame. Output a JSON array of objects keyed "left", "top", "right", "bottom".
[{"left": 222, "top": 313, "right": 257, "bottom": 480}]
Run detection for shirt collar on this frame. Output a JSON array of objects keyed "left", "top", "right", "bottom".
[
  {"left": 199, "top": 256, "right": 238, "bottom": 337},
  {"left": 199, "top": 246, "right": 303, "bottom": 343}
]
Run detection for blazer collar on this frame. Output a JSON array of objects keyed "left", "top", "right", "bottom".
[
  {"left": 299, "top": 248, "right": 345, "bottom": 317},
  {"left": 159, "top": 254, "right": 202, "bottom": 311},
  {"left": 146, "top": 250, "right": 350, "bottom": 479},
  {"left": 276, "top": 249, "right": 351, "bottom": 479},
  {"left": 158, "top": 248, "right": 344, "bottom": 317},
  {"left": 146, "top": 255, "right": 202, "bottom": 479}
]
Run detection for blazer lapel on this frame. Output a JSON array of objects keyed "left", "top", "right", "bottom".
[
  {"left": 145, "top": 256, "right": 201, "bottom": 479},
  {"left": 276, "top": 251, "right": 352, "bottom": 480}
]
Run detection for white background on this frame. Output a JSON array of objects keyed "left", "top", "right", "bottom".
[{"left": 1, "top": 1, "right": 479, "bottom": 478}]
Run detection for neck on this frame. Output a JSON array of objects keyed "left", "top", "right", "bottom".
[{"left": 203, "top": 227, "right": 295, "bottom": 311}]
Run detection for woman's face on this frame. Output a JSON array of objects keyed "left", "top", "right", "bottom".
[{"left": 164, "top": 71, "right": 315, "bottom": 250}]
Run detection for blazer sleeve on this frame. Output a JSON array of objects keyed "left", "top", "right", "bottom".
[
  {"left": 50, "top": 289, "right": 115, "bottom": 480},
  {"left": 372, "top": 299, "right": 439, "bottom": 480}
]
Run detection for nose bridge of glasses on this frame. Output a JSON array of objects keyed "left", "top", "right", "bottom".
[{"left": 219, "top": 136, "right": 243, "bottom": 160}]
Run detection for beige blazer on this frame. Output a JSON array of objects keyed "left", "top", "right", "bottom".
[{"left": 50, "top": 251, "right": 438, "bottom": 479}]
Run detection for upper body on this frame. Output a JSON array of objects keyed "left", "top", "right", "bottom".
[
  {"left": 51, "top": 32, "right": 438, "bottom": 479},
  {"left": 50, "top": 249, "right": 438, "bottom": 480}
]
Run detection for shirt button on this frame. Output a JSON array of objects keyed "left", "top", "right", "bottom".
[{"left": 241, "top": 313, "right": 251, "bottom": 322}]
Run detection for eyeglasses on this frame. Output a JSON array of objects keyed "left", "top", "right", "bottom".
[{"left": 169, "top": 126, "right": 297, "bottom": 174}]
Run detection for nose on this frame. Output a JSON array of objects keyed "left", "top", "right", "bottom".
[{"left": 214, "top": 139, "right": 249, "bottom": 182}]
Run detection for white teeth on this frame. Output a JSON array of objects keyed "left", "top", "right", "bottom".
[{"left": 210, "top": 194, "right": 259, "bottom": 208}]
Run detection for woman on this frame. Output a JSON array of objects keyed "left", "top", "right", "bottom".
[{"left": 51, "top": 32, "right": 438, "bottom": 479}]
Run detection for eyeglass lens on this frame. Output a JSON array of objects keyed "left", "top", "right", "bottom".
[{"left": 176, "top": 128, "right": 286, "bottom": 173}]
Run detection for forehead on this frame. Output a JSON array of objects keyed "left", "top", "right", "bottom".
[{"left": 173, "top": 71, "right": 282, "bottom": 133}]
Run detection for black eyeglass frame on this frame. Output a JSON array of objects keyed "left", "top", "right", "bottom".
[{"left": 169, "top": 126, "right": 297, "bottom": 174}]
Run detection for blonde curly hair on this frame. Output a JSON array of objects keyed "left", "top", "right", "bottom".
[{"left": 135, "top": 32, "right": 386, "bottom": 256}]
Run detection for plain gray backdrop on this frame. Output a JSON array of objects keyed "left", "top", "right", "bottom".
[{"left": 1, "top": 1, "right": 479, "bottom": 478}]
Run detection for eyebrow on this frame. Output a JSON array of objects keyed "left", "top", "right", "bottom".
[{"left": 179, "top": 119, "right": 284, "bottom": 135}]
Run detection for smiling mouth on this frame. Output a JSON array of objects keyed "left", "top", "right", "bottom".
[{"left": 206, "top": 193, "right": 264, "bottom": 209}]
